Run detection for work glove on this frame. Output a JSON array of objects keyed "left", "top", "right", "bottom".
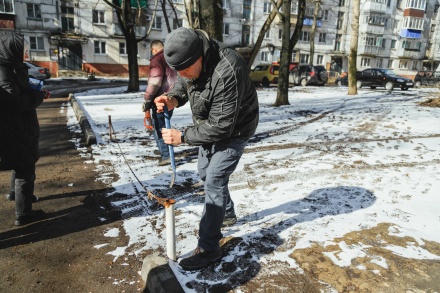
[{"left": 144, "top": 109, "right": 153, "bottom": 132}]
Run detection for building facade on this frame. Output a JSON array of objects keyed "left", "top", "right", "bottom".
[{"left": 1, "top": 0, "right": 439, "bottom": 78}]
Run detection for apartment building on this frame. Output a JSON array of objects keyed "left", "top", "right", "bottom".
[{"left": 1, "top": 0, "right": 439, "bottom": 78}]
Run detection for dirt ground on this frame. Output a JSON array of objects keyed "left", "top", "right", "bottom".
[
  {"left": 1, "top": 94, "right": 440, "bottom": 293},
  {"left": 0, "top": 97, "right": 143, "bottom": 293}
]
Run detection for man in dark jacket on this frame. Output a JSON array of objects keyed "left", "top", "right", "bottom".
[
  {"left": 143, "top": 40, "right": 176, "bottom": 166},
  {"left": 0, "top": 31, "right": 49, "bottom": 226},
  {"left": 154, "top": 27, "right": 259, "bottom": 270}
]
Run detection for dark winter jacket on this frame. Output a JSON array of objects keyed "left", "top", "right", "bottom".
[
  {"left": 169, "top": 30, "right": 259, "bottom": 146},
  {"left": 0, "top": 31, "right": 45, "bottom": 170},
  {"left": 143, "top": 49, "right": 177, "bottom": 110}
]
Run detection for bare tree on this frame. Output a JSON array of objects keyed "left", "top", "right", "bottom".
[
  {"left": 247, "top": 0, "right": 283, "bottom": 69},
  {"left": 309, "top": 0, "right": 322, "bottom": 65},
  {"left": 199, "top": 0, "right": 224, "bottom": 40},
  {"left": 184, "top": 0, "right": 199, "bottom": 29},
  {"left": 103, "top": 0, "right": 159, "bottom": 92},
  {"left": 348, "top": 0, "right": 360, "bottom": 95},
  {"left": 274, "top": 0, "right": 306, "bottom": 106}
]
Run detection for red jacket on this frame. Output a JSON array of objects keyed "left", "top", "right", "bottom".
[{"left": 144, "top": 49, "right": 177, "bottom": 109}]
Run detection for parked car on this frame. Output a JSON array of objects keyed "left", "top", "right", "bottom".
[
  {"left": 356, "top": 68, "right": 413, "bottom": 91},
  {"left": 24, "top": 62, "right": 50, "bottom": 80},
  {"left": 289, "top": 65, "right": 328, "bottom": 86},
  {"left": 249, "top": 64, "right": 279, "bottom": 87},
  {"left": 413, "top": 70, "right": 440, "bottom": 87},
  {"left": 335, "top": 74, "right": 348, "bottom": 86}
]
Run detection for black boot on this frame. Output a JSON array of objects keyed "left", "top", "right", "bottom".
[{"left": 179, "top": 247, "right": 222, "bottom": 271}]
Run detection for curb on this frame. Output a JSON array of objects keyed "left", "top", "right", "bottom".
[
  {"left": 69, "top": 93, "right": 97, "bottom": 146},
  {"left": 141, "top": 253, "right": 184, "bottom": 293}
]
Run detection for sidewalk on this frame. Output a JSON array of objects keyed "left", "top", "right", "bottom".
[{"left": 0, "top": 97, "right": 144, "bottom": 292}]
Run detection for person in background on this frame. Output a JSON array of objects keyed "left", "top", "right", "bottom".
[
  {"left": 0, "top": 31, "right": 50, "bottom": 226},
  {"left": 143, "top": 40, "right": 177, "bottom": 166},
  {"left": 154, "top": 27, "right": 259, "bottom": 270}
]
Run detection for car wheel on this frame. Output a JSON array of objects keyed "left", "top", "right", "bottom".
[
  {"left": 370, "top": 86, "right": 376, "bottom": 89},
  {"left": 385, "top": 82, "right": 394, "bottom": 91},
  {"left": 261, "top": 77, "right": 270, "bottom": 87},
  {"left": 415, "top": 81, "right": 421, "bottom": 88},
  {"left": 300, "top": 79, "right": 308, "bottom": 87},
  {"left": 356, "top": 81, "right": 362, "bottom": 89},
  {"left": 336, "top": 80, "right": 342, "bottom": 86}
]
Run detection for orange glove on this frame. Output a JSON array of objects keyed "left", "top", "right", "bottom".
[
  {"left": 144, "top": 110, "right": 153, "bottom": 131},
  {"left": 42, "top": 90, "right": 51, "bottom": 99}
]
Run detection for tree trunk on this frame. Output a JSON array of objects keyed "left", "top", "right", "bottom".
[
  {"left": 126, "top": 30, "right": 140, "bottom": 92},
  {"left": 199, "top": 0, "right": 223, "bottom": 41},
  {"left": 348, "top": 0, "right": 360, "bottom": 95},
  {"left": 162, "top": 0, "right": 172, "bottom": 33},
  {"left": 274, "top": 0, "right": 291, "bottom": 106},
  {"left": 309, "top": 1, "right": 321, "bottom": 65}
]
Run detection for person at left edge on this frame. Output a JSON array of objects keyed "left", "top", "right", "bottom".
[
  {"left": 143, "top": 40, "right": 177, "bottom": 166},
  {"left": 0, "top": 31, "right": 50, "bottom": 226}
]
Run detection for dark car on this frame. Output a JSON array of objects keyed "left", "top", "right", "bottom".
[
  {"left": 24, "top": 62, "right": 51, "bottom": 80},
  {"left": 356, "top": 68, "right": 413, "bottom": 91},
  {"left": 413, "top": 70, "right": 440, "bottom": 87},
  {"left": 289, "top": 65, "right": 328, "bottom": 86}
]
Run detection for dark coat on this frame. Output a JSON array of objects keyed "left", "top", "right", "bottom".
[
  {"left": 169, "top": 30, "right": 259, "bottom": 146},
  {"left": 0, "top": 31, "right": 45, "bottom": 170}
]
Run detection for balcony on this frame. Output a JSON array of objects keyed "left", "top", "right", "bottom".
[
  {"left": 112, "top": 24, "right": 146, "bottom": 36},
  {"left": 358, "top": 45, "right": 387, "bottom": 56},
  {"left": 362, "top": 1, "right": 387, "bottom": 12},
  {"left": 396, "top": 47, "right": 422, "bottom": 58},
  {"left": 359, "top": 23, "right": 385, "bottom": 34}
]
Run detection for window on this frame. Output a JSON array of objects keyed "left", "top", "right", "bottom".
[
  {"left": 318, "top": 33, "right": 326, "bottom": 43},
  {"left": 263, "top": 2, "right": 272, "bottom": 13},
  {"left": 278, "top": 29, "right": 282, "bottom": 40},
  {"left": 334, "top": 34, "right": 342, "bottom": 51},
  {"left": 388, "top": 59, "right": 393, "bottom": 68},
  {"left": 94, "top": 41, "right": 106, "bottom": 54},
  {"left": 361, "top": 58, "right": 370, "bottom": 67},
  {"left": 27, "top": 3, "right": 41, "bottom": 18},
  {"left": 152, "top": 16, "right": 162, "bottom": 29},
  {"left": 223, "top": 23, "right": 230, "bottom": 35},
  {"left": 30, "top": 36, "right": 44, "bottom": 50},
  {"left": 339, "top": 0, "right": 345, "bottom": 6},
  {"left": 376, "top": 58, "right": 383, "bottom": 67},
  {"left": 172, "top": 0, "right": 183, "bottom": 3},
  {"left": 173, "top": 18, "right": 182, "bottom": 29},
  {"left": 300, "top": 54, "right": 309, "bottom": 63},
  {"left": 337, "top": 12, "right": 344, "bottom": 29},
  {"left": 93, "top": 11, "right": 105, "bottom": 24},
  {"left": 61, "top": 6, "right": 74, "bottom": 14},
  {"left": 222, "top": 0, "right": 230, "bottom": 9},
  {"left": 317, "top": 55, "right": 324, "bottom": 64},
  {"left": 119, "top": 43, "right": 126, "bottom": 55},
  {"left": 61, "top": 17, "right": 74, "bottom": 32},
  {"left": 0, "top": 0, "right": 14, "bottom": 13},
  {"left": 243, "top": 0, "right": 251, "bottom": 19},
  {"left": 322, "top": 10, "right": 329, "bottom": 21},
  {"left": 264, "top": 30, "right": 270, "bottom": 39},
  {"left": 261, "top": 51, "right": 269, "bottom": 62},
  {"left": 399, "top": 60, "right": 408, "bottom": 69},
  {"left": 242, "top": 25, "right": 250, "bottom": 45},
  {"left": 412, "top": 60, "right": 419, "bottom": 70},
  {"left": 404, "top": 0, "right": 426, "bottom": 10},
  {"left": 391, "top": 40, "right": 396, "bottom": 49},
  {"left": 300, "top": 31, "right": 310, "bottom": 42}
]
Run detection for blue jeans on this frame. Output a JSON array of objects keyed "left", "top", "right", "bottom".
[
  {"left": 152, "top": 110, "right": 173, "bottom": 160},
  {"left": 197, "top": 138, "right": 248, "bottom": 251}
]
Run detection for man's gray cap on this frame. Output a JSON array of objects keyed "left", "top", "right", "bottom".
[{"left": 164, "top": 27, "right": 203, "bottom": 71}]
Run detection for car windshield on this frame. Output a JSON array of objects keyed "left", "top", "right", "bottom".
[{"left": 382, "top": 69, "right": 397, "bottom": 76}]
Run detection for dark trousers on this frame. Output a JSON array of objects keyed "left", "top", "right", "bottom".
[
  {"left": 9, "top": 164, "right": 36, "bottom": 217},
  {"left": 152, "top": 110, "right": 173, "bottom": 160},
  {"left": 197, "top": 138, "right": 247, "bottom": 251}
]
